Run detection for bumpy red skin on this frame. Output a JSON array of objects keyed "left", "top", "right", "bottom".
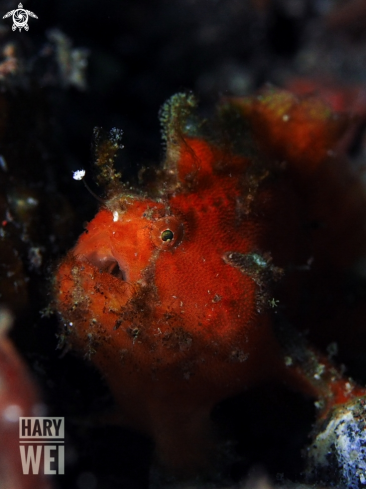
[
  {"left": 57, "top": 141, "right": 294, "bottom": 472},
  {"left": 55, "top": 89, "right": 366, "bottom": 475}
]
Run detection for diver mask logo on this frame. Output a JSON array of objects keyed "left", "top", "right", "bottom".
[{"left": 3, "top": 3, "right": 38, "bottom": 32}]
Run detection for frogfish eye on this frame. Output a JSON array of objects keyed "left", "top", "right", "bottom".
[
  {"left": 151, "top": 216, "right": 184, "bottom": 249},
  {"left": 161, "top": 229, "right": 174, "bottom": 242}
]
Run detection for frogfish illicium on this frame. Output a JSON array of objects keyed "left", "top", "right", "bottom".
[{"left": 54, "top": 88, "right": 366, "bottom": 486}]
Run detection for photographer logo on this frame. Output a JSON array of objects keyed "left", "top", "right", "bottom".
[
  {"left": 19, "top": 417, "right": 65, "bottom": 475},
  {"left": 3, "top": 3, "right": 38, "bottom": 32}
]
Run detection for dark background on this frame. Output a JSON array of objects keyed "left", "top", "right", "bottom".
[{"left": 1, "top": 1, "right": 366, "bottom": 488}]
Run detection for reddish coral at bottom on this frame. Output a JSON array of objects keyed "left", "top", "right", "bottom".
[{"left": 0, "top": 309, "right": 51, "bottom": 489}]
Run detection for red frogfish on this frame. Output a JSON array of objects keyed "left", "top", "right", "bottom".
[{"left": 54, "top": 88, "right": 366, "bottom": 483}]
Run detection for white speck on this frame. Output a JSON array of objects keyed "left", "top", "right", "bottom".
[
  {"left": 313, "top": 363, "right": 325, "bottom": 380},
  {"left": 73, "top": 169, "right": 86, "bottom": 180},
  {"left": 69, "top": 322, "right": 73, "bottom": 327},
  {"left": 113, "top": 211, "right": 119, "bottom": 222},
  {"left": 3, "top": 404, "right": 22, "bottom": 422},
  {"left": 282, "top": 114, "right": 290, "bottom": 122},
  {"left": 252, "top": 253, "right": 267, "bottom": 267},
  {"left": 27, "top": 197, "right": 38, "bottom": 206}
]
